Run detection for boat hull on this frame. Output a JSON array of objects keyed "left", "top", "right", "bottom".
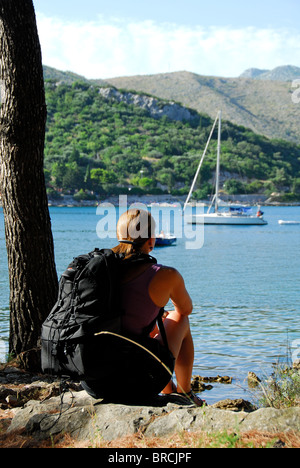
[
  {"left": 188, "top": 214, "right": 268, "bottom": 225},
  {"left": 155, "top": 237, "right": 177, "bottom": 246}
]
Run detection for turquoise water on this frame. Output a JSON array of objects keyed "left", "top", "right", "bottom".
[{"left": 0, "top": 204, "right": 299, "bottom": 403}]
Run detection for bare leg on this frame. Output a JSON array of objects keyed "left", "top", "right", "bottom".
[{"left": 154, "top": 310, "right": 194, "bottom": 394}]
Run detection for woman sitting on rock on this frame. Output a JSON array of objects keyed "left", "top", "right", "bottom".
[{"left": 111, "top": 208, "right": 204, "bottom": 406}]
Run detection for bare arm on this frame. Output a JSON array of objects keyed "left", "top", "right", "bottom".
[
  {"left": 149, "top": 267, "right": 193, "bottom": 316},
  {"left": 169, "top": 269, "right": 193, "bottom": 316}
]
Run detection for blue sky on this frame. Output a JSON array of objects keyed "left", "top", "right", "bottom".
[{"left": 33, "top": 0, "right": 300, "bottom": 79}]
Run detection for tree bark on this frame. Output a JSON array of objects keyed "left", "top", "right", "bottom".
[{"left": 0, "top": 0, "right": 58, "bottom": 357}]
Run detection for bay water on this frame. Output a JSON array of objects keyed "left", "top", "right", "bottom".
[{"left": 0, "top": 203, "right": 299, "bottom": 404}]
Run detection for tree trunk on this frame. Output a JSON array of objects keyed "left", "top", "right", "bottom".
[{"left": 0, "top": 0, "right": 58, "bottom": 358}]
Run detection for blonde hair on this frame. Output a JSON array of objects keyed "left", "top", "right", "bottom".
[{"left": 113, "top": 209, "right": 156, "bottom": 258}]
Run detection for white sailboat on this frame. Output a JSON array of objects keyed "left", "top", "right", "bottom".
[{"left": 184, "top": 111, "right": 268, "bottom": 226}]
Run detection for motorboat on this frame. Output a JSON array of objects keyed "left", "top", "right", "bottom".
[{"left": 155, "top": 232, "right": 177, "bottom": 246}]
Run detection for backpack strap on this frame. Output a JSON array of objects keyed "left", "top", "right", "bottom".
[
  {"left": 121, "top": 252, "right": 157, "bottom": 267},
  {"left": 157, "top": 308, "right": 170, "bottom": 352},
  {"left": 119, "top": 253, "right": 170, "bottom": 350}
]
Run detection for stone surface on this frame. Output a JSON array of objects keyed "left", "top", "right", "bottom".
[
  {"left": 4, "top": 389, "right": 300, "bottom": 443},
  {"left": 98, "top": 87, "right": 199, "bottom": 123},
  {"left": 1, "top": 365, "right": 299, "bottom": 444}
]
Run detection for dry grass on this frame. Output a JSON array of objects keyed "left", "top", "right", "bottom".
[{"left": 91, "top": 430, "right": 300, "bottom": 449}]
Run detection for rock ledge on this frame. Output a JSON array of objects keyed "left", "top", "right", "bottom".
[{"left": 1, "top": 367, "right": 299, "bottom": 443}]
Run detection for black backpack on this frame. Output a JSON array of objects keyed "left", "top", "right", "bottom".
[{"left": 41, "top": 248, "right": 174, "bottom": 400}]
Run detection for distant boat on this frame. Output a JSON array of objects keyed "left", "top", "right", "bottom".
[
  {"left": 278, "top": 220, "right": 300, "bottom": 225},
  {"left": 191, "top": 205, "right": 268, "bottom": 225},
  {"left": 155, "top": 232, "right": 177, "bottom": 246},
  {"left": 183, "top": 111, "right": 268, "bottom": 226}
]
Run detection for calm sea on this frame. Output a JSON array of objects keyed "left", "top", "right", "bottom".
[{"left": 0, "top": 204, "right": 299, "bottom": 404}]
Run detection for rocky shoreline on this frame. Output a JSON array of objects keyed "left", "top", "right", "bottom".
[
  {"left": 1, "top": 193, "right": 300, "bottom": 210},
  {"left": 46, "top": 193, "right": 300, "bottom": 208},
  {"left": 1, "top": 364, "right": 299, "bottom": 447}
]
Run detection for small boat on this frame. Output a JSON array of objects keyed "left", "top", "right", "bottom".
[
  {"left": 155, "top": 232, "right": 177, "bottom": 247},
  {"left": 183, "top": 111, "right": 268, "bottom": 226},
  {"left": 278, "top": 220, "right": 300, "bottom": 225}
]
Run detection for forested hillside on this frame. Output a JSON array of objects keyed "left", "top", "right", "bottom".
[{"left": 44, "top": 80, "right": 300, "bottom": 201}]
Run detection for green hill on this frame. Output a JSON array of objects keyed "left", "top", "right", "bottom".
[
  {"left": 43, "top": 77, "right": 300, "bottom": 201},
  {"left": 43, "top": 65, "right": 300, "bottom": 143}
]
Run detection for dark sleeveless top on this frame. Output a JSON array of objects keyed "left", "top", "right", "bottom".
[{"left": 121, "top": 264, "right": 162, "bottom": 336}]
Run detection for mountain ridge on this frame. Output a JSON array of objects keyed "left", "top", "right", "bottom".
[
  {"left": 105, "top": 70, "right": 300, "bottom": 143},
  {"left": 43, "top": 65, "right": 300, "bottom": 143},
  {"left": 239, "top": 65, "right": 300, "bottom": 81}
]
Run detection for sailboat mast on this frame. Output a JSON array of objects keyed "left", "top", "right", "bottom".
[
  {"left": 183, "top": 112, "right": 219, "bottom": 212},
  {"left": 215, "top": 110, "right": 222, "bottom": 213}
]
